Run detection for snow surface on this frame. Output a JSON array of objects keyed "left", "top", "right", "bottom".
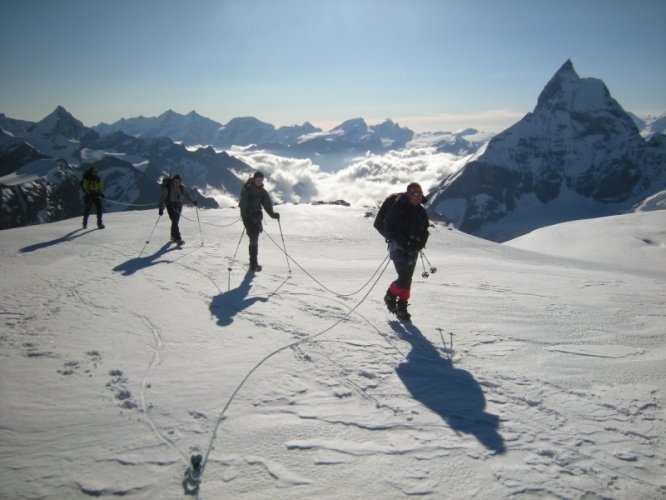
[{"left": 1, "top": 205, "right": 665, "bottom": 499}]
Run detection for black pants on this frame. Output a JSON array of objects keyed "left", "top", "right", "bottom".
[
  {"left": 392, "top": 250, "right": 417, "bottom": 290},
  {"left": 244, "top": 222, "right": 262, "bottom": 265},
  {"left": 166, "top": 203, "right": 182, "bottom": 241},
  {"left": 388, "top": 241, "right": 417, "bottom": 300},
  {"left": 83, "top": 196, "right": 103, "bottom": 224}
]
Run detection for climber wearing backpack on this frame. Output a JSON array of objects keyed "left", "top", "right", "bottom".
[
  {"left": 239, "top": 171, "right": 280, "bottom": 272},
  {"left": 80, "top": 166, "right": 105, "bottom": 229},
  {"left": 381, "top": 182, "right": 429, "bottom": 321},
  {"left": 158, "top": 174, "right": 197, "bottom": 246}
]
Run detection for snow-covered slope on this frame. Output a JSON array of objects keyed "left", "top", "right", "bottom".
[
  {"left": 506, "top": 210, "right": 666, "bottom": 272},
  {"left": 0, "top": 205, "right": 664, "bottom": 498}
]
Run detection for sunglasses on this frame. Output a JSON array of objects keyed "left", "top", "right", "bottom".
[{"left": 409, "top": 191, "right": 423, "bottom": 197}]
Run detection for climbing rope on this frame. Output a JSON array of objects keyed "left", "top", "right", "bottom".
[
  {"left": 103, "top": 198, "right": 157, "bottom": 208},
  {"left": 263, "top": 229, "right": 390, "bottom": 298},
  {"left": 192, "top": 256, "right": 391, "bottom": 497}
]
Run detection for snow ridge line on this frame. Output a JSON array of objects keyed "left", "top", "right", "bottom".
[{"left": 194, "top": 257, "right": 392, "bottom": 498}]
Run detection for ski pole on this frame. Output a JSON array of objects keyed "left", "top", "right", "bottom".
[
  {"left": 146, "top": 214, "right": 162, "bottom": 244},
  {"left": 420, "top": 250, "right": 437, "bottom": 274},
  {"left": 277, "top": 217, "right": 291, "bottom": 275},
  {"left": 227, "top": 227, "right": 245, "bottom": 291},
  {"left": 420, "top": 252, "right": 430, "bottom": 278},
  {"left": 195, "top": 205, "right": 204, "bottom": 246},
  {"left": 139, "top": 214, "right": 162, "bottom": 257}
]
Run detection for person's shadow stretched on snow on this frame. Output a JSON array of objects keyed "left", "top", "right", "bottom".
[
  {"left": 390, "top": 320, "right": 505, "bottom": 454},
  {"left": 210, "top": 272, "right": 268, "bottom": 327},
  {"left": 112, "top": 242, "right": 174, "bottom": 276},
  {"left": 19, "top": 228, "right": 94, "bottom": 253}
]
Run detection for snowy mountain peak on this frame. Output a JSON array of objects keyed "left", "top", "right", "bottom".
[
  {"left": 536, "top": 59, "right": 578, "bottom": 108},
  {"left": 158, "top": 109, "right": 180, "bottom": 121},
  {"left": 428, "top": 60, "right": 666, "bottom": 242},
  {"left": 331, "top": 118, "right": 369, "bottom": 140},
  {"left": 28, "top": 105, "right": 89, "bottom": 140},
  {"left": 536, "top": 59, "right": 619, "bottom": 116}
]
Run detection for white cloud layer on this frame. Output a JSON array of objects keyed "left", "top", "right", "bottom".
[{"left": 228, "top": 143, "right": 472, "bottom": 207}]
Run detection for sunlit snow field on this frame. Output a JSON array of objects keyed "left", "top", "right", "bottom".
[{"left": 1, "top": 205, "right": 664, "bottom": 499}]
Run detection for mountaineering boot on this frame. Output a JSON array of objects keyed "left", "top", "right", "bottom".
[
  {"left": 384, "top": 289, "right": 397, "bottom": 314},
  {"left": 396, "top": 299, "right": 411, "bottom": 321},
  {"left": 82, "top": 217, "right": 88, "bottom": 229},
  {"left": 97, "top": 222, "right": 105, "bottom": 229}
]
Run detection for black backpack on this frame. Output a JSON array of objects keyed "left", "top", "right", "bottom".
[
  {"left": 161, "top": 176, "right": 179, "bottom": 197},
  {"left": 374, "top": 193, "right": 401, "bottom": 237}
]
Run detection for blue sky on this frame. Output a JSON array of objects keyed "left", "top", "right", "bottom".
[{"left": 1, "top": 0, "right": 664, "bottom": 132}]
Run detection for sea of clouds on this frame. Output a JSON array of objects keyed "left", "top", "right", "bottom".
[{"left": 224, "top": 138, "right": 478, "bottom": 208}]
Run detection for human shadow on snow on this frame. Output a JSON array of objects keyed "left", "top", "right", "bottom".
[
  {"left": 391, "top": 320, "right": 505, "bottom": 454},
  {"left": 209, "top": 272, "right": 268, "bottom": 327},
  {"left": 112, "top": 243, "right": 175, "bottom": 276},
  {"left": 19, "top": 228, "right": 95, "bottom": 253}
]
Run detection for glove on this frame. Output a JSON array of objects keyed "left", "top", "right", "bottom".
[
  {"left": 192, "top": 200, "right": 198, "bottom": 206},
  {"left": 273, "top": 212, "right": 280, "bottom": 221},
  {"left": 101, "top": 193, "right": 105, "bottom": 199},
  {"left": 159, "top": 208, "right": 164, "bottom": 216}
]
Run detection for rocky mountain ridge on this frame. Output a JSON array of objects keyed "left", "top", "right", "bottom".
[
  {"left": 94, "top": 112, "right": 415, "bottom": 161},
  {"left": 0, "top": 108, "right": 252, "bottom": 229}
]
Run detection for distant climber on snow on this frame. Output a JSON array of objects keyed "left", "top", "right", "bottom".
[
  {"left": 158, "top": 174, "right": 197, "bottom": 246},
  {"left": 239, "top": 171, "right": 280, "bottom": 272},
  {"left": 80, "top": 166, "right": 105, "bottom": 229}
]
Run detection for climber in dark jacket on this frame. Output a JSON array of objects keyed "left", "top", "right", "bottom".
[
  {"left": 239, "top": 171, "right": 280, "bottom": 272},
  {"left": 158, "top": 174, "right": 197, "bottom": 245},
  {"left": 383, "top": 182, "right": 430, "bottom": 321},
  {"left": 80, "top": 167, "right": 105, "bottom": 229}
]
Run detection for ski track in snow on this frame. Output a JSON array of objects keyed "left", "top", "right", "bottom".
[{"left": 1, "top": 207, "right": 665, "bottom": 499}]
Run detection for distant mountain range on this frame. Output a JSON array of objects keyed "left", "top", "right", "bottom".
[
  {"left": 1, "top": 60, "right": 664, "bottom": 235},
  {"left": 0, "top": 107, "right": 253, "bottom": 229},
  {"left": 0, "top": 109, "right": 420, "bottom": 229},
  {"left": 428, "top": 60, "right": 666, "bottom": 242},
  {"left": 93, "top": 112, "right": 415, "bottom": 158},
  {"left": 0, "top": 106, "right": 482, "bottom": 229},
  {"left": 628, "top": 112, "right": 666, "bottom": 139},
  {"left": 91, "top": 111, "right": 486, "bottom": 171}
]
